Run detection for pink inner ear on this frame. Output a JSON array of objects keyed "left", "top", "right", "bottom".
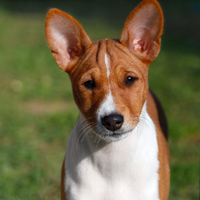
[
  {"left": 68, "top": 46, "right": 81, "bottom": 59},
  {"left": 133, "top": 39, "right": 147, "bottom": 52},
  {"left": 131, "top": 26, "right": 152, "bottom": 53}
]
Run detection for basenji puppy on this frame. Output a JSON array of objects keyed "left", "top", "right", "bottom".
[{"left": 45, "top": 0, "right": 170, "bottom": 199}]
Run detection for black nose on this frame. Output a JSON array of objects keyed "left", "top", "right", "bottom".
[{"left": 101, "top": 113, "right": 124, "bottom": 131}]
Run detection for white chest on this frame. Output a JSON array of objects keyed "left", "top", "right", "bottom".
[{"left": 64, "top": 112, "right": 160, "bottom": 200}]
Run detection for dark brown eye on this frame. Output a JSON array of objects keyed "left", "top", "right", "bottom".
[
  {"left": 83, "top": 80, "right": 96, "bottom": 90},
  {"left": 125, "top": 76, "right": 137, "bottom": 86}
]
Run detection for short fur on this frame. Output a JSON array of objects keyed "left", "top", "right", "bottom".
[{"left": 45, "top": 0, "right": 170, "bottom": 199}]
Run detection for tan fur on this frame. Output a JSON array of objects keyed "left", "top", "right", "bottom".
[
  {"left": 67, "top": 39, "right": 149, "bottom": 132},
  {"left": 45, "top": 1, "right": 170, "bottom": 199},
  {"left": 147, "top": 92, "right": 170, "bottom": 200}
]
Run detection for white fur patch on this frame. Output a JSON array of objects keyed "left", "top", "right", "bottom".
[
  {"left": 97, "top": 91, "right": 116, "bottom": 119},
  {"left": 64, "top": 102, "right": 160, "bottom": 200},
  {"left": 105, "top": 53, "right": 110, "bottom": 77},
  {"left": 96, "top": 53, "right": 116, "bottom": 120}
]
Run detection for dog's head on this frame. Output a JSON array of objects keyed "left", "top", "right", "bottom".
[{"left": 45, "top": 0, "right": 163, "bottom": 142}]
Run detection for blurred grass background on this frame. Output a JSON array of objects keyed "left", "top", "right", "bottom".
[{"left": 0, "top": 0, "right": 199, "bottom": 199}]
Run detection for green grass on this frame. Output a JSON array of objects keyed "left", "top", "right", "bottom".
[{"left": 0, "top": 1, "right": 199, "bottom": 199}]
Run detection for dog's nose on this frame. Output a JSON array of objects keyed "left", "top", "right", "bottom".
[{"left": 102, "top": 113, "right": 124, "bottom": 131}]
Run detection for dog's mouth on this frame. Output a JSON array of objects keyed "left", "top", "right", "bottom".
[
  {"left": 110, "top": 132, "right": 121, "bottom": 137},
  {"left": 109, "top": 130, "right": 131, "bottom": 137},
  {"left": 93, "top": 127, "right": 134, "bottom": 142}
]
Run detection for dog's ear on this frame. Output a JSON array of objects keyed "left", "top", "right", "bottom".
[
  {"left": 120, "top": 0, "right": 163, "bottom": 63},
  {"left": 45, "top": 9, "right": 92, "bottom": 72}
]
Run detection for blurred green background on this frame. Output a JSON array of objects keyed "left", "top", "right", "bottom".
[{"left": 0, "top": 0, "right": 199, "bottom": 199}]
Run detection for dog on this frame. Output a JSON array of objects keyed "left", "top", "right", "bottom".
[{"left": 45, "top": 0, "right": 170, "bottom": 199}]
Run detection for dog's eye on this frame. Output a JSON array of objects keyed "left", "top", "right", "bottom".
[
  {"left": 125, "top": 76, "right": 137, "bottom": 86},
  {"left": 83, "top": 80, "right": 96, "bottom": 90}
]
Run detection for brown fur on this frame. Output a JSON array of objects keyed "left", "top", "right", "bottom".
[
  {"left": 45, "top": 1, "right": 170, "bottom": 199},
  {"left": 147, "top": 92, "right": 170, "bottom": 200}
]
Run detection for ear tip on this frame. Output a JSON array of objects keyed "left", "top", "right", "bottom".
[
  {"left": 128, "top": 0, "right": 164, "bottom": 23},
  {"left": 45, "top": 9, "right": 59, "bottom": 26},
  {"left": 46, "top": 8, "right": 73, "bottom": 22},
  {"left": 142, "top": 0, "right": 161, "bottom": 5},
  {"left": 45, "top": 8, "right": 80, "bottom": 28},
  {"left": 143, "top": 0, "right": 164, "bottom": 15},
  {"left": 45, "top": 8, "right": 71, "bottom": 31},
  {"left": 138, "top": 0, "right": 164, "bottom": 26},
  {"left": 47, "top": 8, "right": 62, "bottom": 16},
  {"left": 138, "top": 0, "right": 163, "bottom": 11},
  {"left": 140, "top": 0, "right": 163, "bottom": 9},
  {"left": 46, "top": 8, "right": 68, "bottom": 24}
]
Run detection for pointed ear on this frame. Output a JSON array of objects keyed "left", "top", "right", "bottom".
[
  {"left": 120, "top": 0, "right": 164, "bottom": 63},
  {"left": 45, "top": 9, "right": 92, "bottom": 72}
]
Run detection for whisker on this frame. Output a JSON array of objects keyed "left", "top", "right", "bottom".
[
  {"left": 77, "top": 116, "right": 93, "bottom": 129},
  {"left": 76, "top": 118, "right": 95, "bottom": 150},
  {"left": 139, "top": 114, "right": 154, "bottom": 131},
  {"left": 96, "top": 136, "right": 102, "bottom": 148},
  {"left": 80, "top": 125, "right": 94, "bottom": 143}
]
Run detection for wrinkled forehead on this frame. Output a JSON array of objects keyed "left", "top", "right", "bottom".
[{"left": 69, "top": 39, "right": 147, "bottom": 79}]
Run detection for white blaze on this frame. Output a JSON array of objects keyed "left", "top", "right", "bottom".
[{"left": 105, "top": 53, "right": 110, "bottom": 78}]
